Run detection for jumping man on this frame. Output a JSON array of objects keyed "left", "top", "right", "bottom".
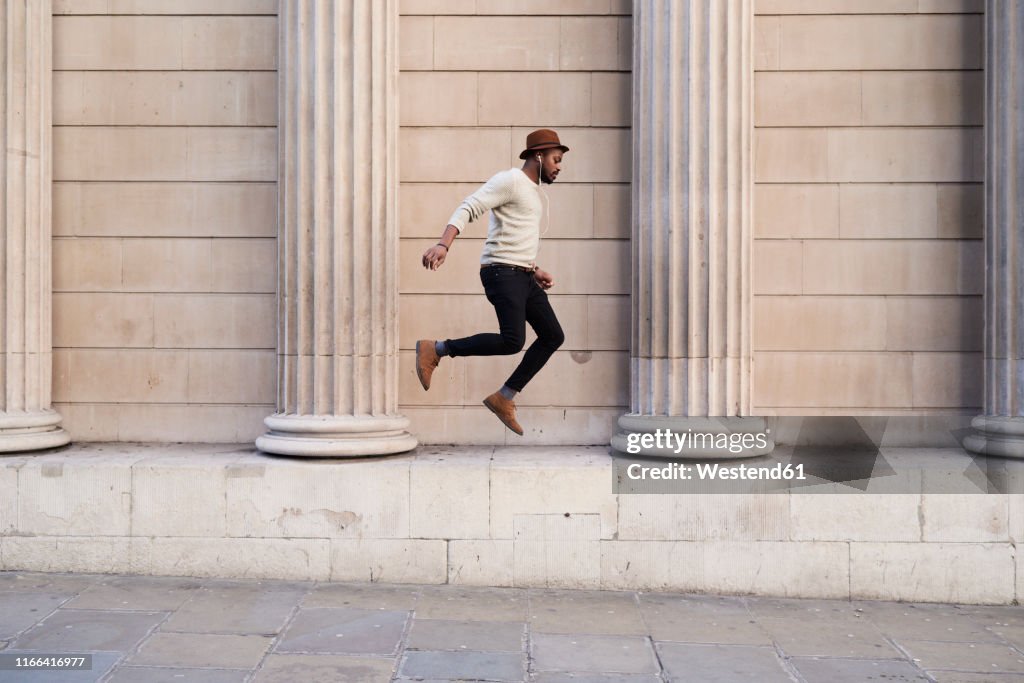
[{"left": 415, "top": 129, "right": 568, "bottom": 435}]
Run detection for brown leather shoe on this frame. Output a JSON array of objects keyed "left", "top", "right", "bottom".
[
  {"left": 483, "top": 391, "right": 524, "bottom": 435},
  {"left": 415, "top": 339, "right": 441, "bottom": 390}
]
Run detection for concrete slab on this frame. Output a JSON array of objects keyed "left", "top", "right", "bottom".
[
  {"left": 63, "top": 575, "right": 203, "bottom": 611},
  {"left": 0, "top": 593, "right": 71, "bottom": 639},
  {"left": 531, "top": 634, "right": 659, "bottom": 674},
  {"left": 252, "top": 654, "right": 395, "bottom": 683},
  {"left": 416, "top": 586, "right": 529, "bottom": 622},
  {"left": 399, "top": 650, "right": 525, "bottom": 681},
  {"left": 106, "top": 667, "right": 250, "bottom": 683},
  {"left": 790, "top": 657, "right": 930, "bottom": 682},
  {"left": 655, "top": 642, "right": 793, "bottom": 682},
  {"left": 0, "top": 651, "right": 120, "bottom": 683},
  {"left": 12, "top": 609, "right": 164, "bottom": 652},
  {"left": 637, "top": 594, "right": 771, "bottom": 645},
  {"left": 529, "top": 589, "right": 646, "bottom": 636},
  {"left": 902, "top": 640, "right": 1024, "bottom": 674},
  {"left": 161, "top": 584, "right": 306, "bottom": 634},
  {"left": 275, "top": 608, "right": 408, "bottom": 656},
  {"left": 408, "top": 619, "right": 525, "bottom": 652},
  {"left": 303, "top": 582, "right": 420, "bottom": 610},
  {"left": 128, "top": 632, "right": 273, "bottom": 668}
]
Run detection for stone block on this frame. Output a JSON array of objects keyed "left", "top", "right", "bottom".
[
  {"left": 513, "top": 127, "right": 630, "bottom": 184},
  {"left": 210, "top": 239, "right": 277, "bottom": 293},
  {"left": 850, "top": 542, "right": 1014, "bottom": 603},
  {"left": 618, "top": 494, "right": 790, "bottom": 541},
  {"left": 778, "top": 15, "right": 982, "bottom": 70},
  {"left": 18, "top": 455, "right": 132, "bottom": 536},
  {"left": 55, "top": 0, "right": 278, "bottom": 13},
  {"left": 2, "top": 537, "right": 132, "bottom": 573},
  {"left": 755, "top": 296, "right": 887, "bottom": 351},
  {"left": 187, "top": 350, "right": 276, "bottom": 403},
  {"left": 863, "top": 71, "right": 982, "bottom": 126},
  {"left": 918, "top": 0, "right": 984, "bottom": 11},
  {"left": 131, "top": 537, "right": 331, "bottom": 581},
  {"left": 400, "top": 72, "right": 477, "bottom": 126},
  {"left": 757, "top": 0, "right": 917, "bottom": 12},
  {"left": 330, "top": 539, "right": 447, "bottom": 583},
  {"left": 181, "top": 16, "right": 277, "bottom": 70},
  {"left": 754, "top": 184, "right": 839, "bottom": 239},
  {"left": 435, "top": 17, "right": 560, "bottom": 70},
  {"left": 840, "top": 184, "right": 939, "bottom": 239},
  {"left": 410, "top": 452, "right": 490, "bottom": 539},
  {"left": 153, "top": 294, "right": 276, "bottom": 348},
  {"left": 937, "top": 183, "right": 984, "bottom": 239},
  {"left": 593, "top": 183, "right": 630, "bottom": 239},
  {"left": 54, "top": 72, "right": 276, "bottom": 126},
  {"left": 476, "top": 0, "right": 621, "bottom": 12},
  {"left": 0, "top": 461, "right": 20, "bottom": 534},
  {"left": 54, "top": 181, "right": 277, "bottom": 238},
  {"left": 116, "top": 405, "right": 269, "bottom": 443},
  {"left": 463, "top": 351, "right": 628, "bottom": 407},
  {"left": 752, "top": 241, "right": 802, "bottom": 295},
  {"left": 802, "top": 240, "right": 983, "bottom": 295},
  {"left": 921, "top": 494, "right": 1008, "bottom": 543},
  {"left": 131, "top": 455, "right": 237, "bottom": 537},
  {"left": 913, "top": 352, "right": 983, "bottom": 409},
  {"left": 489, "top": 447, "right": 616, "bottom": 539},
  {"left": 560, "top": 17, "right": 619, "bottom": 70},
  {"left": 400, "top": 128, "right": 512, "bottom": 182},
  {"left": 402, "top": 406, "right": 508, "bottom": 444},
  {"left": 754, "top": 352, "right": 913, "bottom": 408},
  {"left": 600, "top": 540, "right": 850, "bottom": 598},
  {"left": 399, "top": 182, "right": 480, "bottom": 237},
  {"left": 591, "top": 72, "right": 631, "bottom": 127},
  {"left": 57, "top": 349, "right": 189, "bottom": 403},
  {"left": 401, "top": 0, "right": 475, "bottom": 14},
  {"left": 53, "top": 293, "right": 155, "bottom": 347},
  {"left": 448, "top": 540, "right": 515, "bottom": 586},
  {"left": 129, "top": 632, "right": 272, "bottom": 669},
  {"left": 755, "top": 72, "right": 861, "bottom": 126},
  {"left": 790, "top": 494, "right": 921, "bottom": 542},
  {"left": 586, "top": 295, "right": 630, "bottom": 351},
  {"left": 399, "top": 349, "right": 469, "bottom": 407},
  {"left": 122, "top": 238, "right": 213, "bottom": 292},
  {"left": 617, "top": 16, "right": 631, "bottom": 70},
  {"left": 755, "top": 129, "right": 828, "bottom": 182},
  {"left": 513, "top": 513, "right": 601, "bottom": 588},
  {"left": 755, "top": 16, "right": 780, "bottom": 70},
  {"left": 54, "top": 16, "right": 183, "bottom": 69},
  {"left": 828, "top": 128, "right": 983, "bottom": 183},
  {"left": 55, "top": 127, "right": 276, "bottom": 182},
  {"left": 478, "top": 72, "right": 591, "bottom": 126},
  {"left": 52, "top": 237, "right": 122, "bottom": 291},
  {"left": 225, "top": 454, "right": 411, "bottom": 539},
  {"left": 532, "top": 634, "right": 657, "bottom": 674},
  {"left": 52, "top": 403, "right": 120, "bottom": 442},
  {"left": 399, "top": 15, "right": 433, "bottom": 70}
]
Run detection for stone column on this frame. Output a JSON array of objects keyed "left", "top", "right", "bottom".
[
  {"left": 256, "top": 0, "right": 416, "bottom": 457},
  {"left": 0, "top": 0, "right": 70, "bottom": 454},
  {"left": 965, "top": 1, "right": 1024, "bottom": 458},
  {"left": 611, "top": 0, "right": 771, "bottom": 458}
]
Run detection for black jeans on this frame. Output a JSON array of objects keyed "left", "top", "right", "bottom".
[{"left": 445, "top": 265, "right": 565, "bottom": 392}]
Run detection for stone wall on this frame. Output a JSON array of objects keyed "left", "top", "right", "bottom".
[
  {"left": 751, "top": 0, "right": 984, "bottom": 414},
  {"left": 396, "top": 0, "right": 633, "bottom": 445},
  {"left": 50, "top": 0, "right": 278, "bottom": 441}
]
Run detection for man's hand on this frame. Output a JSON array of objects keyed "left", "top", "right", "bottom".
[
  {"left": 422, "top": 245, "right": 448, "bottom": 270},
  {"left": 534, "top": 268, "right": 554, "bottom": 290}
]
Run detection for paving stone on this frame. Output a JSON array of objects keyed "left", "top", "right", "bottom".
[
  {"left": 531, "top": 634, "right": 658, "bottom": 674},
  {"left": 0, "top": 593, "right": 71, "bottom": 639},
  {"left": 962, "top": 606, "right": 1024, "bottom": 631},
  {"left": 656, "top": 642, "right": 793, "bottom": 682},
  {"left": 128, "top": 632, "right": 272, "bottom": 669},
  {"left": 529, "top": 590, "right": 646, "bottom": 636},
  {"left": 902, "top": 640, "right": 1024, "bottom": 674},
  {"left": 399, "top": 650, "right": 525, "bottom": 681},
  {"left": 64, "top": 575, "right": 203, "bottom": 611},
  {"left": 637, "top": 594, "right": 771, "bottom": 645},
  {"left": 416, "top": 586, "right": 528, "bottom": 622},
  {"left": 758, "top": 615, "right": 902, "bottom": 658},
  {"left": 929, "top": 673, "right": 1024, "bottom": 682},
  {"left": 304, "top": 582, "right": 420, "bottom": 610},
  {"left": 12, "top": 609, "right": 164, "bottom": 652},
  {"left": 275, "top": 608, "right": 408, "bottom": 656},
  {"left": 531, "top": 675, "right": 663, "bottom": 682},
  {"left": 0, "top": 650, "right": 120, "bottom": 683},
  {"left": 106, "top": 667, "right": 250, "bottom": 683},
  {"left": 791, "top": 657, "right": 930, "bottom": 682},
  {"left": 161, "top": 584, "right": 305, "bottom": 634},
  {"left": 0, "top": 572, "right": 101, "bottom": 594},
  {"left": 408, "top": 619, "right": 524, "bottom": 652},
  {"left": 252, "top": 654, "right": 395, "bottom": 683},
  {"left": 745, "top": 596, "right": 863, "bottom": 621},
  {"left": 988, "top": 624, "right": 1024, "bottom": 651},
  {"left": 856, "top": 601, "right": 998, "bottom": 643}
]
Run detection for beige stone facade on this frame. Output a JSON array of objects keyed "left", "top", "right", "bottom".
[{"left": 0, "top": 0, "right": 1000, "bottom": 448}]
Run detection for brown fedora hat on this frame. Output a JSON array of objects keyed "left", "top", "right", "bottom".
[{"left": 518, "top": 128, "right": 569, "bottom": 160}]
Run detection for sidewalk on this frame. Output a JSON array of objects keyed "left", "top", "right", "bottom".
[{"left": 0, "top": 571, "right": 1022, "bottom": 682}]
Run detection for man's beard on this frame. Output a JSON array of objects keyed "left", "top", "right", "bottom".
[{"left": 540, "top": 169, "right": 556, "bottom": 184}]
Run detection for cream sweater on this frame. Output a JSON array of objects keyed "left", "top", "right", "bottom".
[{"left": 447, "top": 168, "right": 543, "bottom": 268}]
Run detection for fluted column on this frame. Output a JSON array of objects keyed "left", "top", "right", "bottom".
[
  {"left": 965, "top": 1, "right": 1024, "bottom": 458},
  {"left": 611, "top": 0, "right": 771, "bottom": 458},
  {"left": 0, "top": 0, "right": 70, "bottom": 454},
  {"left": 257, "top": 0, "right": 416, "bottom": 457}
]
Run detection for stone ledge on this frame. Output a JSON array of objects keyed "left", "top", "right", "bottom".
[{"left": 0, "top": 442, "right": 1019, "bottom": 604}]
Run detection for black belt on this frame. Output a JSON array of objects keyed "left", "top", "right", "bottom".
[{"left": 481, "top": 263, "right": 536, "bottom": 274}]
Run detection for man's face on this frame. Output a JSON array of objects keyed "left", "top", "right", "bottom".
[{"left": 539, "top": 149, "right": 563, "bottom": 184}]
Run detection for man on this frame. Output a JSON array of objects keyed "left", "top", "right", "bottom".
[{"left": 415, "top": 129, "right": 568, "bottom": 435}]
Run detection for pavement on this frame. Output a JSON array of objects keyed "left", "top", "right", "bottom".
[{"left": 0, "top": 572, "right": 1022, "bottom": 682}]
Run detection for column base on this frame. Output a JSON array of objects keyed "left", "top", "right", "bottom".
[
  {"left": 611, "top": 415, "right": 774, "bottom": 459},
  {"left": 963, "top": 416, "right": 1024, "bottom": 458},
  {"left": 256, "top": 413, "right": 418, "bottom": 457},
  {"left": 0, "top": 410, "right": 71, "bottom": 454}
]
